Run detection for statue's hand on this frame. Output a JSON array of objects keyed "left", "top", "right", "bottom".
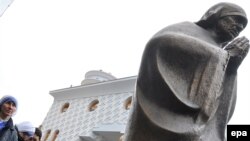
[
  {"left": 225, "top": 36, "right": 249, "bottom": 58},
  {"left": 224, "top": 36, "right": 249, "bottom": 71}
]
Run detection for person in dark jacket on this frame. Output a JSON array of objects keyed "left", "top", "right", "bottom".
[{"left": 0, "top": 95, "right": 18, "bottom": 141}]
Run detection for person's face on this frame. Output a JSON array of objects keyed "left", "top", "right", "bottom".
[
  {"left": 19, "top": 132, "right": 34, "bottom": 141},
  {"left": 33, "top": 135, "right": 40, "bottom": 141},
  {"left": 215, "top": 15, "right": 245, "bottom": 42},
  {"left": 0, "top": 101, "right": 16, "bottom": 119}
]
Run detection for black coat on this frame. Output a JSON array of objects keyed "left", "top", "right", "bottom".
[{"left": 0, "top": 118, "right": 18, "bottom": 141}]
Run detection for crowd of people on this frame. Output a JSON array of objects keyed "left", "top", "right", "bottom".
[{"left": 0, "top": 95, "right": 42, "bottom": 141}]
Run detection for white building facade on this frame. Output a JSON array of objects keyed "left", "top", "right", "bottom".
[{"left": 41, "top": 70, "right": 136, "bottom": 141}]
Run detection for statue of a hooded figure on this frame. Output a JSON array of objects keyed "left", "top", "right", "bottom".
[{"left": 124, "top": 2, "right": 249, "bottom": 141}]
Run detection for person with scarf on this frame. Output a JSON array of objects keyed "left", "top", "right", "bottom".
[
  {"left": 124, "top": 2, "right": 249, "bottom": 141},
  {"left": 0, "top": 95, "right": 18, "bottom": 141}
]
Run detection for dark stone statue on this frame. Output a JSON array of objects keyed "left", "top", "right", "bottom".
[{"left": 124, "top": 2, "right": 249, "bottom": 141}]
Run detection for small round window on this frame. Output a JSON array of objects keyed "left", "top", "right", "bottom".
[
  {"left": 61, "top": 102, "right": 70, "bottom": 113},
  {"left": 124, "top": 96, "right": 132, "bottom": 110},
  {"left": 88, "top": 99, "right": 99, "bottom": 112}
]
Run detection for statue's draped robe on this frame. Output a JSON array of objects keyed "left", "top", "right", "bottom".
[{"left": 124, "top": 22, "right": 237, "bottom": 141}]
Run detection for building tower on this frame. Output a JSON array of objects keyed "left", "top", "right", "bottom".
[{"left": 41, "top": 70, "right": 136, "bottom": 141}]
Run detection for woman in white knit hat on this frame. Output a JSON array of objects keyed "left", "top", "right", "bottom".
[{"left": 16, "top": 121, "right": 35, "bottom": 141}]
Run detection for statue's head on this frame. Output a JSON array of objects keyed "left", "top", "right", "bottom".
[{"left": 196, "top": 2, "right": 248, "bottom": 43}]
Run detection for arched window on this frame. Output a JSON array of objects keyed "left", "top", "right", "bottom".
[
  {"left": 88, "top": 99, "right": 99, "bottom": 111},
  {"left": 61, "top": 102, "right": 70, "bottom": 113},
  {"left": 51, "top": 130, "right": 60, "bottom": 141},
  {"left": 43, "top": 129, "right": 51, "bottom": 141},
  {"left": 124, "top": 96, "right": 132, "bottom": 110}
]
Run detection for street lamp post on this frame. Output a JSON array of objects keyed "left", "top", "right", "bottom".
[{"left": 0, "top": 0, "right": 14, "bottom": 17}]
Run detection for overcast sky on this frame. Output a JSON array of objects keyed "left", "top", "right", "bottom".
[{"left": 0, "top": 0, "right": 249, "bottom": 127}]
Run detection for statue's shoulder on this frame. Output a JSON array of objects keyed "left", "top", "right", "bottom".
[
  {"left": 166, "top": 21, "right": 199, "bottom": 31},
  {"left": 152, "top": 21, "right": 215, "bottom": 44},
  {"left": 153, "top": 21, "right": 204, "bottom": 38}
]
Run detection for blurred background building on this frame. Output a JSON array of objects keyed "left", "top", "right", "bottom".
[{"left": 41, "top": 70, "right": 136, "bottom": 141}]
